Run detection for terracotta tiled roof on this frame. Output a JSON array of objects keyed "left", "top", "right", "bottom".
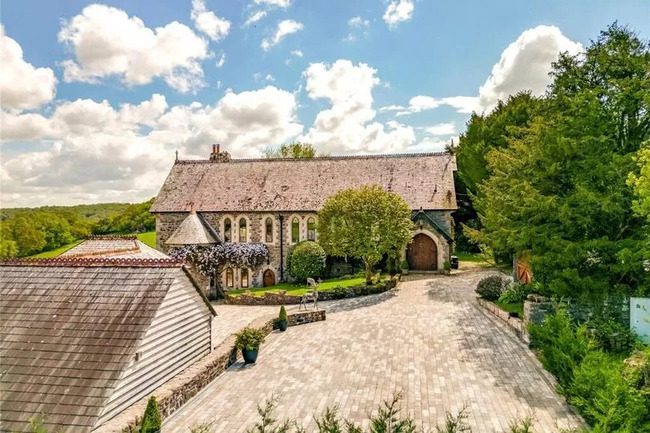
[
  {"left": 165, "top": 211, "right": 220, "bottom": 246},
  {"left": 151, "top": 153, "right": 458, "bottom": 213},
  {"left": 60, "top": 237, "right": 168, "bottom": 259}
]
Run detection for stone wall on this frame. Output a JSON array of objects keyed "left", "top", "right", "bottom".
[
  {"left": 225, "top": 278, "right": 399, "bottom": 306},
  {"left": 477, "top": 298, "right": 527, "bottom": 342},
  {"left": 523, "top": 294, "right": 554, "bottom": 329},
  {"left": 287, "top": 309, "right": 326, "bottom": 326},
  {"left": 96, "top": 310, "right": 325, "bottom": 433}
]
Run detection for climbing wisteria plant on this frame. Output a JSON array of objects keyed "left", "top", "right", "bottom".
[{"left": 169, "top": 243, "right": 269, "bottom": 278}]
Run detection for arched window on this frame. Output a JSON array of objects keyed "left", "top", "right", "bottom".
[
  {"left": 265, "top": 217, "right": 273, "bottom": 243},
  {"left": 240, "top": 269, "right": 249, "bottom": 288},
  {"left": 307, "top": 217, "right": 316, "bottom": 241},
  {"left": 225, "top": 268, "right": 234, "bottom": 288},
  {"left": 239, "top": 218, "right": 247, "bottom": 242},
  {"left": 223, "top": 218, "right": 232, "bottom": 242},
  {"left": 291, "top": 217, "right": 300, "bottom": 243}
]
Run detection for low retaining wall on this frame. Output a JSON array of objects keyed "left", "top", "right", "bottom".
[
  {"left": 226, "top": 278, "right": 399, "bottom": 306},
  {"left": 477, "top": 298, "right": 527, "bottom": 342},
  {"left": 97, "top": 310, "right": 325, "bottom": 433}
]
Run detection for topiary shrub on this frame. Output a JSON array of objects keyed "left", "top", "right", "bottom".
[
  {"left": 289, "top": 241, "right": 326, "bottom": 282},
  {"left": 278, "top": 305, "right": 288, "bottom": 322},
  {"left": 140, "top": 396, "right": 161, "bottom": 433},
  {"left": 475, "top": 275, "right": 507, "bottom": 301}
]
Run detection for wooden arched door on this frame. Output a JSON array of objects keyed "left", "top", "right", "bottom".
[
  {"left": 406, "top": 234, "right": 438, "bottom": 271},
  {"left": 263, "top": 269, "right": 275, "bottom": 287}
]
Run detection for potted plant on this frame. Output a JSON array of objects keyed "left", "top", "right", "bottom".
[
  {"left": 277, "top": 305, "right": 288, "bottom": 332},
  {"left": 235, "top": 327, "right": 266, "bottom": 364}
]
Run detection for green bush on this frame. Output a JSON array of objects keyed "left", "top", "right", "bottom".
[
  {"left": 623, "top": 347, "right": 650, "bottom": 392},
  {"left": 235, "top": 327, "right": 266, "bottom": 351},
  {"left": 331, "top": 285, "right": 347, "bottom": 299},
  {"left": 569, "top": 351, "right": 649, "bottom": 432},
  {"left": 588, "top": 318, "right": 638, "bottom": 354},
  {"left": 140, "top": 396, "right": 161, "bottom": 433},
  {"left": 530, "top": 311, "right": 650, "bottom": 433},
  {"left": 498, "top": 282, "right": 529, "bottom": 304},
  {"left": 528, "top": 310, "right": 594, "bottom": 390},
  {"left": 278, "top": 305, "right": 288, "bottom": 322},
  {"left": 289, "top": 241, "right": 326, "bottom": 282},
  {"left": 475, "top": 275, "right": 507, "bottom": 301}
]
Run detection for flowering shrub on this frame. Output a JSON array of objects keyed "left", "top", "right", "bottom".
[{"left": 169, "top": 243, "right": 269, "bottom": 277}]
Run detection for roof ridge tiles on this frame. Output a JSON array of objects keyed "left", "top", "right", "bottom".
[
  {"left": 175, "top": 151, "right": 451, "bottom": 164},
  {"left": 87, "top": 234, "right": 138, "bottom": 240},
  {"left": 0, "top": 257, "right": 183, "bottom": 268}
]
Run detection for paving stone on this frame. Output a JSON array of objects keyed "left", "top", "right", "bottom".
[{"left": 164, "top": 269, "right": 584, "bottom": 433}]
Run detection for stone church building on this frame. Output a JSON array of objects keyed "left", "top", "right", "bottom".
[{"left": 151, "top": 146, "right": 457, "bottom": 294}]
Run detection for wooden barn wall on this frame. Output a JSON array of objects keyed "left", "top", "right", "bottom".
[{"left": 95, "top": 276, "right": 212, "bottom": 426}]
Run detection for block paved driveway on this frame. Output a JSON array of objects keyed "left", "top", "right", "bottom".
[{"left": 164, "top": 269, "right": 583, "bottom": 433}]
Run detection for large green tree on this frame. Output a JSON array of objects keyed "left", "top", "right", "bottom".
[
  {"left": 629, "top": 143, "right": 650, "bottom": 222},
  {"left": 454, "top": 92, "right": 541, "bottom": 254},
  {"left": 263, "top": 142, "right": 318, "bottom": 159},
  {"left": 471, "top": 24, "right": 650, "bottom": 297},
  {"left": 318, "top": 185, "right": 413, "bottom": 284},
  {"left": 456, "top": 92, "right": 542, "bottom": 195}
]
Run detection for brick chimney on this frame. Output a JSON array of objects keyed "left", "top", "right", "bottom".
[{"left": 209, "top": 143, "right": 231, "bottom": 163}]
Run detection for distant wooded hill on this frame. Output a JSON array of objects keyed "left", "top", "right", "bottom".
[{"left": 0, "top": 199, "right": 155, "bottom": 258}]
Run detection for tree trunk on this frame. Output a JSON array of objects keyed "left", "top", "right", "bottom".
[{"left": 364, "top": 259, "right": 373, "bottom": 285}]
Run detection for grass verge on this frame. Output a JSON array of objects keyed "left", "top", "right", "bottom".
[{"left": 228, "top": 275, "right": 370, "bottom": 297}]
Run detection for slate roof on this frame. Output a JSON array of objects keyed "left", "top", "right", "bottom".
[
  {"left": 165, "top": 212, "right": 220, "bottom": 246},
  {"left": 60, "top": 236, "right": 168, "bottom": 259},
  {"left": 151, "top": 153, "right": 458, "bottom": 213},
  {"left": 0, "top": 258, "right": 212, "bottom": 433}
]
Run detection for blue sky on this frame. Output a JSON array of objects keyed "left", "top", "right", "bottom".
[{"left": 1, "top": 0, "right": 649, "bottom": 207}]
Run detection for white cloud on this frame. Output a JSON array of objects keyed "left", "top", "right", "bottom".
[
  {"left": 261, "top": 19, "right": 303, "bottom": 51},
  {"left": 244, "top": 10, "right": 268, "bottom": 27},
  {"left": 477, "top": 25, "right": 582, "bottom": 111},
  {"left": 349, "top": 16, "right": 370, "bottom": 29},
  {"left": 216, "top": 53, "right": 226, "bottom": 68},
  {"left": 1, "top": 87, "right": 302, "bottom": 206},
  {"left": 0, "top": 25, "right": 57, "bottom": 111},
  {"left": 383, "top": 0, "right": 414, "bottom": 29},
  {"left": 424, "top": 122, "right": 457, "bottom": 136},
  {"left": 301, "top": 59, "right": 415, "bottom": 154},
  {"left": 393, "top": 95, "right": 479, "bottom": 116},
  {"left": 191, "top": 0, "right": 231, "bottom": 42},
  {"left": 58, "top": 4, "right": 209, "bottom": 93},
  {"left": 254, "top": 0, "right": 291, "bottom": 7},
  {"left": 379, "top": 104, "right": 405, "bottom": 112},
  {"left": 345, "top": 16, "right": 371, "bottom": 42},
  {"left": 291, "top": 49, "right": 303, "bottom": 57}
]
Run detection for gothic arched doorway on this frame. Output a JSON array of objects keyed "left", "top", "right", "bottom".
[
  {"left": 406, "top": 234, "right": 438, "bottom": 271},
  {"left": 263, "top": 269, "right": 276, "bottom": 287}
]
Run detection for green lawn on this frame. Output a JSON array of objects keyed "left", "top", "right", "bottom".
[
  {"left": 28, "top": 231, "right": 156, "bottom": 258},
  {"left": 455, "top": 251, "right": 484, "bottom": 262},
  {"left": 137, "top": 231, "right": 156, "bottom": 248},
  {"left": 228, "top": 275, "right": 369, "bottom": 297},
  {"left": 30, "top": 240, "right": 83, "bottom": 258},
  {"left": 496, "top": 301, "right": 524, "bottom": 317}
]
